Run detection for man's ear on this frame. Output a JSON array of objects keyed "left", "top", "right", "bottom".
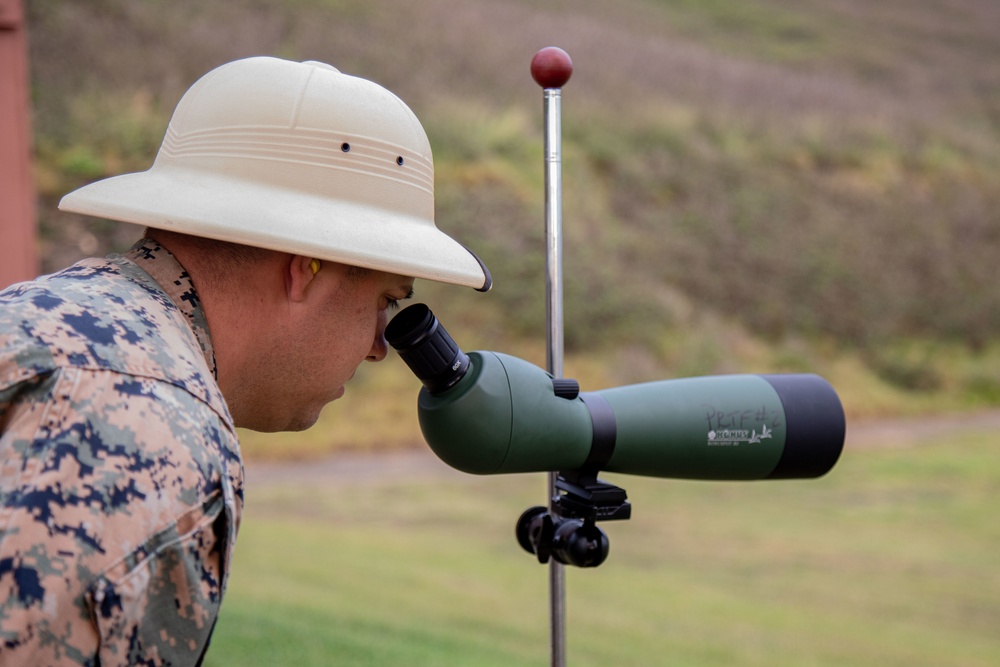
[{"left": 286, "top": 255, "right": 319, "bottom": 303}]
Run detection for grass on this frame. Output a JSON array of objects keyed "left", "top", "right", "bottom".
[{"left": 205, "top": 428, "right": 1000, "bottom": 666}]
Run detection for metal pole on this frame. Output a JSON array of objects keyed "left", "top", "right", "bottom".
[
  {"left": 543, "top": 86, "right": 566, "bottom": 667},
  {"left": 531, "top": 46, "right": 573, "bottom": 667}
]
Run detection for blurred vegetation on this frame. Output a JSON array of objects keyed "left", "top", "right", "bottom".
[{"left": 24, "top": 0, "right": 1000, "bottom": 456}]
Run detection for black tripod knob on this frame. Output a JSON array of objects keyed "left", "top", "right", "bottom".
[{"left": 516, "top": 507, "right": 610, "bottom": 568}]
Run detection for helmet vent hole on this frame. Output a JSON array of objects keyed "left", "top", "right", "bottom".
[
  {"left": 341, "top": 142, "right": 351, "bottom": 152},
  {"left": 396, "top": 156, "right": 405, "bottom": 166}
]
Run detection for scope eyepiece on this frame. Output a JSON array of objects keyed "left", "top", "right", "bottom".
[{"left": 386, "top": 303, "right": 470, "bottom": 394}]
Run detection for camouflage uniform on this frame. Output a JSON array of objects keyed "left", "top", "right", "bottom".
[{"left": 0, "top": 239, "right": 244, "bottom": 666}]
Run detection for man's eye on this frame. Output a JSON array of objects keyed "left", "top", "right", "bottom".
[{"left": 384, "top": 288, "right": 413, "bottom": 312}]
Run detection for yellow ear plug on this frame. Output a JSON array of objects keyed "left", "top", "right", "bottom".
[{"left": 310, "top": 259, "right": 321, "bottom": 275}]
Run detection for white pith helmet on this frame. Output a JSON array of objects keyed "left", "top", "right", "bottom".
[{"left": 59, "top": 56, "right": 492, "bottom": 291}]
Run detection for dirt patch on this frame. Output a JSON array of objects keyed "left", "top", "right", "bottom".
[
  {"left": 243, "top": 448, "right": 465, "bottom": 487},
  {"left": 845, "top": 409, "right": 1000, "bottom": 449}
]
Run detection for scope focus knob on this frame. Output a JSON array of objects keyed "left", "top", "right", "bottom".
[{"left": 551, "top": 378, "right": 580, "bottom": 400}]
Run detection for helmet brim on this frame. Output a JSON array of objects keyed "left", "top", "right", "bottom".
[{"left": 59, "top": 164, "right": 492, "bottom": 291}]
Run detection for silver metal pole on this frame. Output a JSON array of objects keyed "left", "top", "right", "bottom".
[
  {"left": 543, "top": 87, "right": 564, "bottom": 381},
  {"left": 531, "top": 46, "right": 573, "bottom": 667},
  {"left": 543, "top": 86, "right": 567, "bottom": 667}
]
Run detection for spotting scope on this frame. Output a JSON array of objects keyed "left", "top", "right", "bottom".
[
  {"left": 386, "top": 303, "right": 845, "bottom": 566},
  {"left": 386, "top": 303, "right": 844, "bottom": 480}
]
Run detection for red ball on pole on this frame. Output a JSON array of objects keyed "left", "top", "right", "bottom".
[{"left": 530, "top": 47, "right": 573, "bottom": 89}]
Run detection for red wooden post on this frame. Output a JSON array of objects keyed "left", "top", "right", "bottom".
[{"left": 0, "top": 0, "right": 38, "bottom": 288}]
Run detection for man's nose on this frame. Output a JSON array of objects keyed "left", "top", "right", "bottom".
[{"left": 367, "top": 310, "right": 389, "bottom": 362}]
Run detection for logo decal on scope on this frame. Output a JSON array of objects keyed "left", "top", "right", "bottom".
[
  {"left": 707, "top": 423, "right": 773, "bottom": 446},
  {"left": 704, "top": 405, "right": 782, "bottom": 447}
]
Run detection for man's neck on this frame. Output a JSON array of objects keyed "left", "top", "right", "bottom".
[{"left": 124, "top": 238, "right": 218, "bottom": 379}]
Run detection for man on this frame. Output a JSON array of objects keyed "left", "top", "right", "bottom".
[{"left": 0, "top": 56, "right": 490, "bottom": 666}]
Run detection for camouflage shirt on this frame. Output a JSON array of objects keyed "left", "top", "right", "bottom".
[{"left": 0, "top": 239, "right": 244, "bottom": 666}]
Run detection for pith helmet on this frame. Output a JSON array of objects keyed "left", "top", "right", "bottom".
[{"left": 59, "top": 56, "right": 491, "bottom": 291}]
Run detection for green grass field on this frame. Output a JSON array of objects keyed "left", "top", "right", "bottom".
[{"left": 204, "top": 426, "right": 999, "bottom": 666}]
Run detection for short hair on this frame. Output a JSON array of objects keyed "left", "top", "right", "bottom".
[
  {"left": 345, "top": 264, "right": 372, "bottom": 281},
  {"left": 145, "top": 228, "right": 270, "bottom": 269},
  {"left": 144, "top": 227, "right": 372, "bottom": 286}
]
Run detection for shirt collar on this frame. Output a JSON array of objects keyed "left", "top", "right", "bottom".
[{"left": 123, "top": 238, "right": 218, "bottom": 379}]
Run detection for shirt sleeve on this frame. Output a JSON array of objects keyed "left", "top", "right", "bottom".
[{"left": 0, "top": 366, "right": 237, "bottom": 666}]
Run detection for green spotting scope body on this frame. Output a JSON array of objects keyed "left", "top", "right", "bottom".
[
  {"left": 418, "top": 351, "right": 843, "bottom": 480},
  {"left": 387, "top": 304, "right": 845, "bottom": 482}
]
